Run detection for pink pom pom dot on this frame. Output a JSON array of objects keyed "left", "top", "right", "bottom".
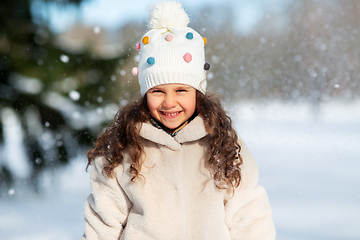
[
  {"left": 165, "top": 34, "right": 173, "bottom": 42},
  {"left": 183, "top": 53, "right": 192, "bottom": 63},
  {"left": 131, "top": 67, "right": 139, "bottom": 76},
  {"left": 136, "top": 42, "right": 141, "bottom": 51}
]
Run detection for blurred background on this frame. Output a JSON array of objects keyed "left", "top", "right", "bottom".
[{"left": 0, "top": 0, "right": 359, "bottom": 239}]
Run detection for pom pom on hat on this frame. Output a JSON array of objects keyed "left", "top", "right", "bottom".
[{"left": 148, "top": 1, "right": 189, "bottom": 29}]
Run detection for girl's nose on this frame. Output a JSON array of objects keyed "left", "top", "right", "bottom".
[{"left": 162, "top": 94, "right": 176, "bottom": 109}]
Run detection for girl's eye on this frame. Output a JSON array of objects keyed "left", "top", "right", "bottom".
[
  {"left": 176, "top": 89, "right": 187, "bottom": 92},
  {"left": 152, "top": 89, "right": 163, "bottom": 93}
]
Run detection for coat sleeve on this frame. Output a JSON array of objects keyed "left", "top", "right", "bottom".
[
  {"left": 81, "top": 157, "right": 132, "bottom": 240},
  {"left": 224, "top": 138, "right": 276, "bottom": 240}
]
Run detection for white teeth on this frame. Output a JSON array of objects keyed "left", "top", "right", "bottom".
[{"left": 163, "top": 111, "right": 179, "bottom": 116}]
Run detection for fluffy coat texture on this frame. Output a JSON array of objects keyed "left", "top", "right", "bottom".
[{"left": 81, "top": 116, "right": 276, "bottom": 240}]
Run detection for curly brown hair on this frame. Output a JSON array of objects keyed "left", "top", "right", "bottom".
[{"left": 87, "top": 91, "right": 243, "bottom": 190}]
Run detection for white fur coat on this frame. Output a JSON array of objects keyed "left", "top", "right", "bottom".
[{"left": 81, "top": 116, "right": 275, "bottom": 240}]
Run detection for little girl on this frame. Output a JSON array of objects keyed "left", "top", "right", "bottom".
[{"left": 81, "top": 1, "right": 275, "bottom": 239}]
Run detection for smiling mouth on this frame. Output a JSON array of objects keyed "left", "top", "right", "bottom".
[{"left": 160, "top": 111, "right": 182, "bottom": 117}]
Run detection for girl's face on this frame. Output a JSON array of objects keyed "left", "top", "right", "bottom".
[{"left": 146, "top": 84, "right": 196, "bottom": 130}]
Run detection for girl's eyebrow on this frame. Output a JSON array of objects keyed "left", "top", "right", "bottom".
[
  {"left": 151, "top": 87, "right": 162, "bottom": 91},
  {"left": 175, "top": 86, "right": 192, "bottom": 90}
]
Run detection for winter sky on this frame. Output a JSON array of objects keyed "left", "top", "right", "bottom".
[{"left": 38, "top": 0, "right": 288, "bottom": 34}]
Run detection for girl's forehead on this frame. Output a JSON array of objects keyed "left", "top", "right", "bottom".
[{"left": 151, "top": 84, "right": 194, "bottom": 89}]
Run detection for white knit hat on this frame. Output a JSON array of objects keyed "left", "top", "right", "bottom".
[{"left": 131, "top": 1, "right": 209, "bottom": 96}]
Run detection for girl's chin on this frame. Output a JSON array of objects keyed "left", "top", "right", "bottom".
[
  {"left": 165, "top": 125, "right": 180, "bottom": 130},
  {"left": 158, "top": 118, "right": 185, "bottom": 130},
  {"left": 160, "top": 121, "right": 181, "bottom": 130}
]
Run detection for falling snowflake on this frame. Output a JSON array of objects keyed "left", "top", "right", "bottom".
[
  {"left": 60, "top": 54, "right": 69, "bottom": 63},
  {"left": 69, "top": 90, "right": 80, "bottom": 101},
  {"left": 94, "top": 26, "right": 101, "bottom": 34}
]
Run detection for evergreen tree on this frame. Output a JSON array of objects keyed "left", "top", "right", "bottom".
[{"left": 0, "top": 0, "right": 138, "bottom": 194}]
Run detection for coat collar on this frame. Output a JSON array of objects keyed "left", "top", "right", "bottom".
[{"left": 139, "top": 116, "right": 208, "bottom": 150}]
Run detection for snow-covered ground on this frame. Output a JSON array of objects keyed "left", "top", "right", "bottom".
[
  {"left": 232, "top": 100, "right": 360, "bottom": 240},
  {"left": 1, "top": 100, "right": 359, "bottom": 240}
]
